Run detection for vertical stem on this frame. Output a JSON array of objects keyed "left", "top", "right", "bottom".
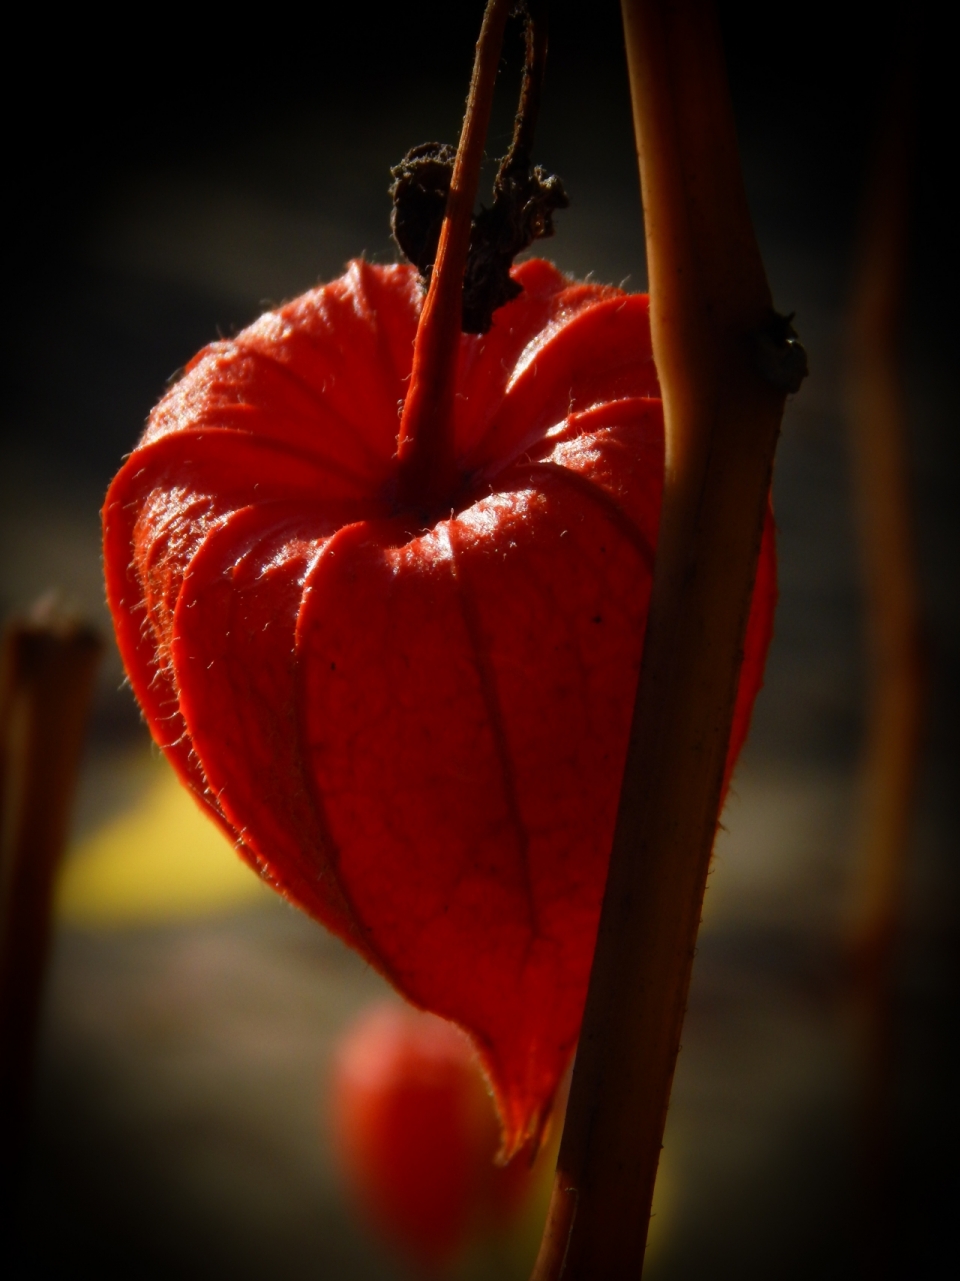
[
  {"left": 531, "top": 2, "right": 796, "bottom": 1276},
  {"left": 396, "top": 0, "right": 512, "bottom": 511},
  {"left": 845, "top": 76, "right": 922, "bottom": 1278},
  {"left": 0, "top": 607, "right": 102, "bottom": 1183}
]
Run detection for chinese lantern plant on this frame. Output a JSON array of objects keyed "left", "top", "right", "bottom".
[{"left": 102, "top": 0, "right": 790, "bottom": 1257}]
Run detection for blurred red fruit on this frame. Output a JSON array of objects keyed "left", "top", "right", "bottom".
[{"left": 331, "top": 1003, "right": 539, "bottom": 1274}]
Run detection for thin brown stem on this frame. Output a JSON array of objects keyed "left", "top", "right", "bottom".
[
  {"left": 396, "top": 0, "right": 512, "bottom": 512},
  {"left": 531, "top": 2, "right": 800, "bottom": 1276},
  {"left": 499, "top": 0, "right": 548, "bottom": 179},
  {"left": 0, "top": 604, "right": 102, "bottom": 1185},
  {"left": 845, "top": 73, "right": 922, "bottom": 1279}
]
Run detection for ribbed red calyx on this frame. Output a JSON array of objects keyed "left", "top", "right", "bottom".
[{"left": 103, "top": 255, "right": 776, "bottom": 1157}]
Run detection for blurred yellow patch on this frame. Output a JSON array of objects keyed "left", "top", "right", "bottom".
[{"left": 56, "top": 757, "right": 269, "bottom": 926}]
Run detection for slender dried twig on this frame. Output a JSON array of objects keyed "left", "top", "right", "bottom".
[
  {"left": 845, "top": 73, "right": 923, "bottom": 1279},
  {"left": 531, "top": 2, "right": 804, "bottom": 1275},
  {"left": 0, "top": 603, "right": 102, "bottom": 1181},
  {"left": 390, "top": 0, "right": 566, "bottom": 339}
]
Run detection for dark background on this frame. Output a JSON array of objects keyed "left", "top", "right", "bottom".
[
  {"left": 3, "top": 2, "right": 957, "bottom": 1276},
  {"left": 6, "top": 0, "right": 954, "bottom": 495}
]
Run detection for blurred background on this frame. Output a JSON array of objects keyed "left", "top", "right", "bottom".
[{"left": 2, "top": 1, "right": 956, "bottom": 1276}]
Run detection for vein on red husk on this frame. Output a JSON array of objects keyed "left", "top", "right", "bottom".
[
  {"left": 229, "top": 342, "right": 395, "bottom": 478},
  {"left": 445, "top": 522, "right": 539, "bottom": 940},
  {"left": 521, "top": 462, "right": 656, "bottom": 576},
  {"left": 174, "top": 505, "right": 378, "bottom": 957}
]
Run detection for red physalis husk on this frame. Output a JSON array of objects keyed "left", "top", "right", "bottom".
[{"left": 103, "top": 257, "right": 775, "bottom": 1159}]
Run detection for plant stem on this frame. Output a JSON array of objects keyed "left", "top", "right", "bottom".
[
  {"left": 0, "top": 605, "right": 102, "bottom": 1185},
  {"left": 531, "top": 2, "right": 800, "bottom": 1275},
  {"left": 498, "top": 0, "right": 548, "bottom": 180},
  {"left": 396, "top": 0, "right": 512, "bottom": 513},
  {"left": 845, "top": 74, "right": 921, "bottom": 1278}
]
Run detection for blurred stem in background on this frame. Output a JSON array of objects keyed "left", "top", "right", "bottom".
[
  {"left": 0, "top": 603, "right": 102, "bottom": 1188},
  {"left": 845, "top": 69, "right": 925, "bottom": 1280}
]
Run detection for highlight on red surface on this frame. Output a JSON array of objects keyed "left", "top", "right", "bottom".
[
  {"left": 102, "top": 258, "right": 776, "bottom": 1157},
  {"left": 331, "top": 1002, "right": 539, "bottom": 1275}
]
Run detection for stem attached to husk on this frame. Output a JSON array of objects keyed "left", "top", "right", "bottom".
[
  {"left": 395, "top": 0, "right": 512, "bottom": 513},
  {"left": 531, "top": 2, "right": 804, "bottom": 1276}
]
